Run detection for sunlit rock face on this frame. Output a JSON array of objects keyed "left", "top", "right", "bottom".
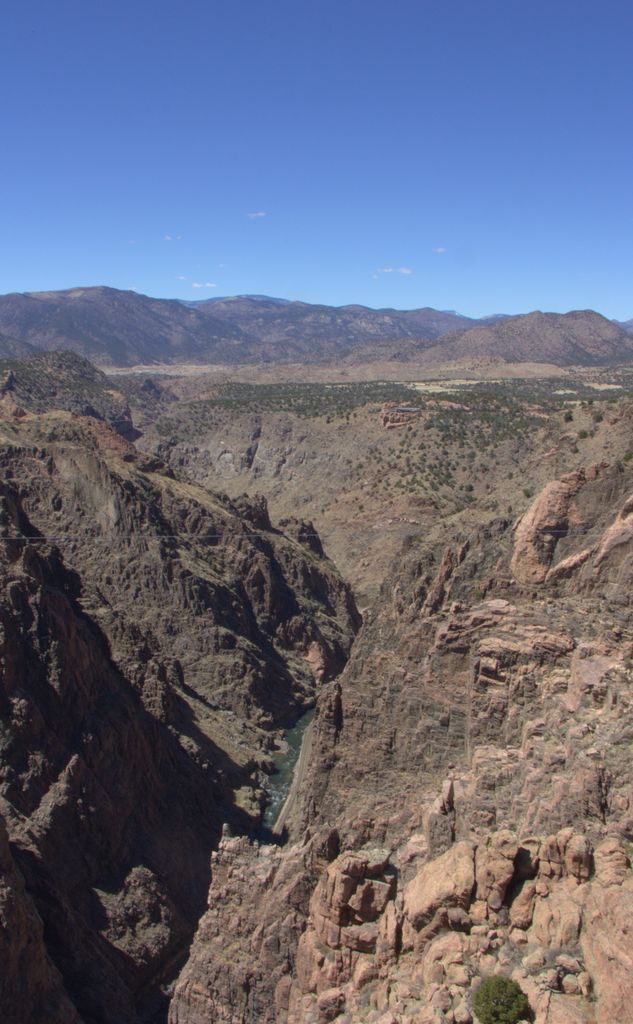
[{"left": 170, "top": 455, "right": 633, "bottom": 1024}]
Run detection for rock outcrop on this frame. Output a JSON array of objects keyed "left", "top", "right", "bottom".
[
  {"left": 171, "top": 823, "right": 633, "bottom": 1024},
  {"left": 170, "top": 834, "right": 317, "bottom": 1024}
]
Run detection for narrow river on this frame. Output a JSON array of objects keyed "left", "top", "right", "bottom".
[{"left": 261, "top": 707, "right": 315, "bottom": 833}]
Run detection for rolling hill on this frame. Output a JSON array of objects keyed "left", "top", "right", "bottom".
[{"left": 401, "top": 309, "right": 633, "bottom": 366}]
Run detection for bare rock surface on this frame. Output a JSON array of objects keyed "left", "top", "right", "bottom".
[
  {"left": 0, "top": 406, "right": 358, "bottom": 1022},
  {"left": 0, "top": 811, "right": 81, "bottom": 1024},
  {"left": 172, "top": 824, "right": 633, "bottom": 1024},
  {"left": 5, "top": 361, "right": 633, "bottom": 1024},
  {"left": 404, "top": 841, "right": 474, "bottom": 928},
  {"left": 171, "top": 455, "right": 633, "bottom": 1024},
  {"left": 169, "top": 832, "right": 331, "bottom": 1024}
]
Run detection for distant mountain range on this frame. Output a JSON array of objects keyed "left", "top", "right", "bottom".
[
  {"left": 0, "top": 286, "right": 631, "bottom": 368},
  {"left": 0, "top": 287, "right": 246, "bottom": 365}
]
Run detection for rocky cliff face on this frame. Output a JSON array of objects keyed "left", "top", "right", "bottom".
[
  {"left": 301, "top": 460, "right": 633, "bottom": 843},
  {"left": 280, "top": 826, "right": 632, "bottom": 1024},
  {"left": 5, "top": 359, "right": 633, "bottom": 1024},
  {"left": 170, "top": 453, "right": 633, "bottom": 1024},
  {"left": 0, "top": 810, "right": 81, "bottom": 1024},
  {"left": 1, "top": 529, "right": 214, "bottom": 1022},
  {"left": 0, "top": 403, "right": 358, "bottom": 1022}
]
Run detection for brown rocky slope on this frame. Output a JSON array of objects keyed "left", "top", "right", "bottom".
[
  {"left": 0, "top": 403, "right": 358, "bottom": 1022},
  {"left": 414, "top": 310, "right": 633, "bottom": 367},
  {"left": 170, "top": 453, "right": 633, "bottom": 1024}
]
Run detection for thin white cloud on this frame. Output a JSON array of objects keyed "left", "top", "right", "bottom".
[
  {"left": 164, "top": 234, "right": 182, "bottom": 241},
  {"left": 247, "top": 211, "right": 268, "bottom": 219},
  {"left": 434, "top": 247, "right": 447, "bottom": 254},
  {"left": 176, "top": 275, "right": 186, "bottom": 281},
  {"left": 191, "top": 281, "right": 217, "bottom": 289},
  {"left": 127, "top": 240, "right": 137, "bottom": 245},
  {"left": 376, "top": 266, "right": 413, "bottom": 275}
]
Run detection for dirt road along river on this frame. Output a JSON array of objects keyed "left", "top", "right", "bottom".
[
  {"left": 260, "top": 708, "right": 315, "bottom": 834},
  {"left": 272, "top": 716, "right": 314, "bottom": 836}
]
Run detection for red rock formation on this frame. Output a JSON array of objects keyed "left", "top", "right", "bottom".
[
  {"left": 380, "top": 404, "right": 423, "bottom": 429},
  {"left": 170, "top": 457, "right": 633, "bottom": 1024}
]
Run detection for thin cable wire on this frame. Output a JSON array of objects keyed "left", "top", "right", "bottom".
[{"left": 0, "top": 532, "right": 323, "bottom": 541}]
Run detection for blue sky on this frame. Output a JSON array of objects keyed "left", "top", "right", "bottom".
[{"left": 2, "top": 0, "right": 632, "bottom": 318}]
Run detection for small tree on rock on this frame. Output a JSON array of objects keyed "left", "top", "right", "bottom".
[{"left": 473, "top": 975, "right": 530, "bottom": 1024}]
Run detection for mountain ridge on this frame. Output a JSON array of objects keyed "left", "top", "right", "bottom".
[
  {"left": 0, "top": 287, "right": 479, "bottom": 366},
  {"left": 1, "top": 286, "right": 631, "bottom": 368}
]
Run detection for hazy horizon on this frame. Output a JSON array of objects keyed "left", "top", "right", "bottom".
[{"left": 3, "top": 283, "right": 631, "bottom": 325}]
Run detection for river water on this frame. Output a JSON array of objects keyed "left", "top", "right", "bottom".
[{"left": 261, "top": 707, "right": 315, "bottom": 831}]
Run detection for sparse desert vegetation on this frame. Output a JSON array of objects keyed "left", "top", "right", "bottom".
[{"left": 113, "top": 368, "right": 630, "bottom": 601}]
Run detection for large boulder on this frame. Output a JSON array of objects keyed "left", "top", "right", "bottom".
[
  {"left": 475, "top": 830, "right": 519, "bottom": 911},
  {"left": 404, "top": 841, "right": 475, "bottom": 930}
]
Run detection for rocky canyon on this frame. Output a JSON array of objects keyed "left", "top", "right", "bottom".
[{"left": 2, "top": 350, "right": 633, "bottom": 1024}]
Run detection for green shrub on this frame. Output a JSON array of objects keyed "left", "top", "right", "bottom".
[{"left": 473, "top": 975, "right": 530, "bottom": 1024}]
